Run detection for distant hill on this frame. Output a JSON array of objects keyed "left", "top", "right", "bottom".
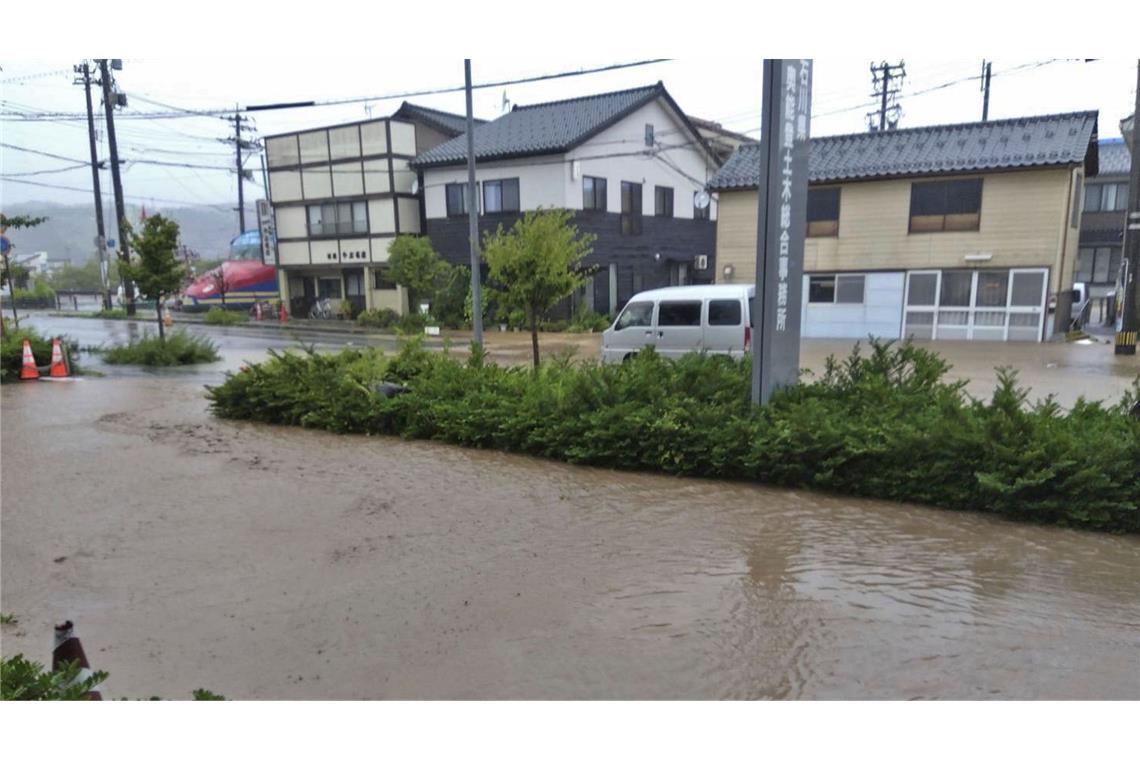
[{"left": 2, "top": 201, "right": 250, "bottom": 264}]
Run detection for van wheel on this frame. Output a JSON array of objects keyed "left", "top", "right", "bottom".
[{"left": 621, "top": 353, "right": 633, "bottom": 364}]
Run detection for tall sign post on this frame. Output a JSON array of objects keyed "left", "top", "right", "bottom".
[{"left": 752, "top": 59, "right": 813, "bottom": 405}]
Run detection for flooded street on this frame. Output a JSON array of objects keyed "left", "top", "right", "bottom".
[{"left": 3, "top": 363, "right": 1138, "bottom": 699}]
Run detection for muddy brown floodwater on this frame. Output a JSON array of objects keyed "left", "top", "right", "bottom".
[{"left": 2, "top": 370, "right": 1139, "bottom": 699}]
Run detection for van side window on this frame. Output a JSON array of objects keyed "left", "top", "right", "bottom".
[
  {"left": 708, "top": 299, "right": 742, "bottom": 326},
  {"left": 658, "top": 301, "right": 701, "bottom": 327},
  {"left": 615, "top": 301, "right": 654, "bottom": 330}
]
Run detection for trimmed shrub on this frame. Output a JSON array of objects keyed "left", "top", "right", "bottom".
[
  {"left": 203, "top": 306, "right": 248, "bottom": 326},
  {"left": 101, "top": 329, "right": 219, "bottom": 366},
  {"left": 356, "top": 308, "right": 399, "bottom": 330},
  {"left": 207, "top": 339, "right": 1140, "bottom": 533}
]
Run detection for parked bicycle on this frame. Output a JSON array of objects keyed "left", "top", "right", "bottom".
[{"left": 309, "top": 298, "right": 334, "bottom": 320}]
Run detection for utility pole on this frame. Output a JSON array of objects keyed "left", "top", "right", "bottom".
[
  {"left": 97, "top": 58, "right": 135, "bottom": 316},
  {"left": 465, "top": 59, "right": 484, "bottom": 346},
  {"left": 867, "top": 60, "right": 906, "bottom": 132},
  {"left": 1116, "top": 60, "right": 1140, "bottom": 356},
  {"left": 75, "top": 61, "right": 112, "bottom": 310},
  {"left": 980, "top": 60, "right": 993, "bottom": 122},
  {"left": 224, "top": 110, "right": 257, "bottom": 234}
]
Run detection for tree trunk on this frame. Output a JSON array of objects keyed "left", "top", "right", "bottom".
[
  {"left": 530, "top": 310, "right": 540, "bottom": 368},
  {"left": 156, "top": 301, "right": 165, "bottom": 342}
]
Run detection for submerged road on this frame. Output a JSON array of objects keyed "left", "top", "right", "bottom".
[{"left": 1, "top": 327, "right": 1138, "bottom": 698}]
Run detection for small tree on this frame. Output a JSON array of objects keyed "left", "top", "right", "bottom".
[
  {"left": 208, "top": 265, "right": 230, "bottom": 308},
  {"left": 121, "top": 215, "right": 185, "bottom": 341},
  {"left": 387, "top": 235, "right": 449, "bottom": 313},
  {"left": 1, "top": 213, "right": 48, "bottom": 330},
  {"left": 481, "top": 209, "right": 595, "bottom": 367}
]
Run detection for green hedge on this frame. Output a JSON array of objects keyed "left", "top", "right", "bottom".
[
  {"left": 101, "top": 329, "right": 219, "bottom": 367},
  {"left": 207, "top": 339, "right": 1140, "bottom": 532},
  {"left": 203, "top": 306, "right": 248, "bottom": 326},
  {"left": 1, "top": 326, "right": 79, "bottom": 382}
]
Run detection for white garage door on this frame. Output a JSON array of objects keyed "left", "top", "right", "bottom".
[{"left": 800, "top": 272, "right": 905, "bottom": 339}]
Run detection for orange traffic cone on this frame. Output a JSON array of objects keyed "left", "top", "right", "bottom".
[
  {"left": 20, "top": 340, "right": 39, "bottom": 380},
  {"left": 49, "top": 338, "right": 69, "bottom": 378},
  {"left": 53, "top": 621, "right": 103, "bottom": 700}
]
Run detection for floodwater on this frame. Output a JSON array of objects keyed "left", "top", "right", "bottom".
[{"left": 2, "top": 360, "right": 1139, "bottom": 699}]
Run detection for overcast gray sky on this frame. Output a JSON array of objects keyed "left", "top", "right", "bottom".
[{"left": 2, "top": 57, "right": 1136, "bottom": 211}]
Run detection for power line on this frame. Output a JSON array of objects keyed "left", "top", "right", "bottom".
[
  {"left": 0, "top": 141, "right": 90, "bottom": 164},
  {"left": 1, "top": 176, "right": 233, "bottom": 207},
  {"left": 0, "top": 58, "right": 670, "bottom": 121},
  {"left": 1, "top": 164, "right": 89, "bottom": 178}
]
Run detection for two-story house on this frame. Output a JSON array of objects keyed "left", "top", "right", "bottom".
[
  {"left": 1077, "top": 138, "right": 1130, "bottom": 303},
  {"left": 710, "top": 111, "right": 1100, "bottom": 342},
  {"left": 264, "top": 103, "right": 482, "bottom": 317},
  {"left": 409, "top": 83, "right": 721, "bottom": 315}
]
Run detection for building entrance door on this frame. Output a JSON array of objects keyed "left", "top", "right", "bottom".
[{"left": 903, "top": 267, "right": 1048, "bottom": 342}]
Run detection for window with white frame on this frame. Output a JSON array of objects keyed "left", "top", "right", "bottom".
[{"left": 808, "top": 274, "right": 864, "bottom": 304}]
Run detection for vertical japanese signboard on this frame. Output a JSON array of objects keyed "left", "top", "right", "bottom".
[
  {"left": 256, "top": 199, "right": 277, "bottom": 267},
  {"left": 752, "top": 59, "right": 813, "bottom": 405}
]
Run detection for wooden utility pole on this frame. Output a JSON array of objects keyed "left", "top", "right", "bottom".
[
  {"left": 981, "top": 60, "right": 992, "bottom": 121},
  {"left": 868, "top": 61, "right": 905, "bottom": 131},
  {"left": 97, "top": 58, "right": 135, "bottom": 316},
  {"left": 76, "top": 61, "right": 112, "bottom": 309},
  {"left": 465, "top": 59, "right": 484, "bottom": 346}
]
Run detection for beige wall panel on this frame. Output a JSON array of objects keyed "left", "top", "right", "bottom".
[
  {"left": 277, "top": 241, "right": 310, "bottom": 266},
  {"left": 310, "top": 239, "right": 340, "bottom": 266},
  {"left": 266, "top": 135, "right": 299, "bottom": 168},
  {"left": 269, "top": 170, "right": 302, "bottom": 202},
  {"left": 302, "top": 167, "right": 333, "bottom": 199},
  {"left": 390, "top": 121, "right": 416, "bottom": 156},
  {"left": 275, "top": 206, "right": 307, "bottom": 239},
  {"left": 397, "top": 198, "right": 421, "bottom": 233},
  {"left": 363, "top": 159, "right": 391, "bottom": 194},
  {"left": 368, "top": 200, "right": 396, "bottom": 234},
  {"left": 332, "top": 162, "right": 364, "bottom": 197},
  {"left": 298, "top": 131, "right": 329, "bottom": 164},
  {"left": 361, "top": 121, "right": 388, "bottom": 155},
  {"left": 370, "top": 236, "right": 395, "bottom": 264},
  {"left": 329, "top": 125, "right": 361, "bottom": 161}
]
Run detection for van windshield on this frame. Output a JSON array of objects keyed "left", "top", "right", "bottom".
[{"left": 615, "top": 301, "right": 654, "bottom": 330}]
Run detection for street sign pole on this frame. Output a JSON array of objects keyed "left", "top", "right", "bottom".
[
  {"left": 752, "top": 59, "right": 813, "bottom": 405},
  {"left": 1115, "top": 60, "right": 1139, "bottom": 356}
]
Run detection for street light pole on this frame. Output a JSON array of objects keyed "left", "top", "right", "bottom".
[{"left": 465, "top": 59, "right": 484, "bottom": 346}]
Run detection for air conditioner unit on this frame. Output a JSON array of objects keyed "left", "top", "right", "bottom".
[{"left": 694, "top": 254, "right": 709, "bottom": 271}]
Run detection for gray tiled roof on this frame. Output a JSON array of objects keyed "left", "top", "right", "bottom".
[
  {"left": 708, "top": 111, "right": 1099, "bottom": 190},
  {"left": 411, "top": 84, "right": 674, "bottom": 168},
  {"left": 392, "top": 102, "right": 485, "bottom": 138},
  {"left": 1096, "top": 138, "right": 1131, "bottom": 176}
]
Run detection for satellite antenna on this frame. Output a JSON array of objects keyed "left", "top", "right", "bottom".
[{"left": 694, "top": 190, "right": 711, "bottom": 210}]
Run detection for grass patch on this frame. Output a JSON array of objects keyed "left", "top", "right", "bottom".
[
  {"left": 1, "top": 326, "right": 80, "bottom": 382},
  {"left": 207, "top": 339, "right": 1140, "bottom": 533},
  {"left": 203, "top": 306, "right": 248, "bottom": 326},
  {"left": 101, "top": 329, "right": 219, "bottom": 367},
  {"left": 0, "top": 613, "right": 16, "bottom": 625},
  {"left": 1, "top": 654, "right": 224, "bottom": 700}
]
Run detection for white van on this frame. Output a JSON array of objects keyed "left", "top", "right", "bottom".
[{"left": 601, "top": 284, "right": 754, "bottom": 364}]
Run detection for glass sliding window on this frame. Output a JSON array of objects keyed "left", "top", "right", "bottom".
[
  {"left": 373, "top": 267, "right": 397, "bottom": 290},
  {"left": 1083, "top": 184, "right": 1102, "bottom": 212},
  {"left": 835, "top": 275, "right": 864, "bottom": 303},
  {"left": 907, "top": 273, "right": 938, "bottom": 306},
  {"left": 1075, "top": 247, "right": 1095, "bottom": 283},
  {"left": 621, "top": 181, "right": 642, "bottom": 235},
  {"left": 352, "top": 201, "right": 367, "bottom": 234},
  {"left": 808, "top": 275, "right": 836, "bottom": 303},
  {"left": 909, "top": 179, "right": 982, "bottom": 232},
  {"left": 654, "top": 186, "right": 674, "bottom": 217},
  {"left": 317, "top": 277, "right": 342, "bottom": 299},
  {"left": 483, "top": 178, "right": 520, "bottom": 213},
  {"left": 975, "top": 271, "right": 1009, "bottom": 307},
  {"left": 583, "top": 176, "right": 607, "bottom": 210},
  {"left": 1009, "top": 270, "right": 1045, "bottom": 307},
  {"left": 1092, "top": 246, "right": 1114, "bottom": 282},
  {"left": 445, "top": 183, "right": 467, "bottom": 217},
  {"left": 806, "top": 187, "right": 840, "bottom": 237},
  {"left": 940, "top": 271, "right": 973, "bottom": 307}
]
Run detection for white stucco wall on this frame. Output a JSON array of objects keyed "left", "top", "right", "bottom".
[{"left": 421, "top": 95, "right": 718, "bottom": 221}]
